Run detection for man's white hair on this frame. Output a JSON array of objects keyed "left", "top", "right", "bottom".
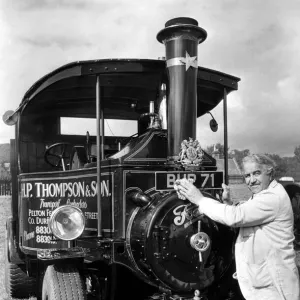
[{"left": 242, "top": 154, "right": 277, "bottom": 174}]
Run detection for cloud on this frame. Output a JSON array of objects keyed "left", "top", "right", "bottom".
[
  {"left": 0, "top": 0, "right": 299, "bottom": 156},
  {"left": 19, "top": 36, "right": 93, "bottom": 49},
  {"left": 1, "top": 0, "right": 98, "bottom": 11}
]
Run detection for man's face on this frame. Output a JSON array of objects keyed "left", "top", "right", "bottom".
[{"left": 243, "top": 161, "right": 272, "bottom": 194}]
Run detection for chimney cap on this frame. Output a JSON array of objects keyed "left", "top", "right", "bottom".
[
  {"left": 165, "top": 17, "right": 198, "bottom": 27},
  {"left": 157, "top": 17, "right": 207, "bottom": 44}
]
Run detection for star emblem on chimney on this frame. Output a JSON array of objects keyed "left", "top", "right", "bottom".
[
  {"left": 180, "top": 51, "right": 197, "bottom": 71},
  {"left": 166, "top": 51, "right": 198, "bottom": 71}
]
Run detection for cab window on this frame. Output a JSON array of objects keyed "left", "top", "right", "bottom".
[{"left": 60, "top": 117, "right": 137, "bottom": 137}]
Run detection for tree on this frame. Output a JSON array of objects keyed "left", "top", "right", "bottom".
[
  {"left": 205, "top": 145, "right": 214, "bottom": 155},
  {"left": 204, "top": 143, "right": 228, "bottom": 157},
  {"left": 294, "top": 145, "right": 300, "bottom": 163},
  {"left": 265, "top": 153, "right": 288, "bottom": 179},
  {"left": 230, "top": 149, "right": 250, "bottom": 168}
]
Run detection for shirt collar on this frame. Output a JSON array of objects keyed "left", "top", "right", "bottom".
[
  {"left": 252, "top": 179, "right": 278, "bottom": 198},
  {"left": 268, "top": 179, "right": 278, "bottom": 189}
]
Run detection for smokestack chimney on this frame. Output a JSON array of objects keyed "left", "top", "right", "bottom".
[{"left": 157, "top": 17, "right": 207, "bottom": 162}]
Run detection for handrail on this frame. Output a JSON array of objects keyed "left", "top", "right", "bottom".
[
  {"left": 223, "top": 87, "right": 228, "bottom": 185},
  {"left": 96, "top": 76, "right": 102, "bottom": 237}
]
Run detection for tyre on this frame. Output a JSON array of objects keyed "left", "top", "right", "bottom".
[
  {"left": 4, "top": 240, "right": 36, "bottom": 299},
  {"left": 5, "top": 260, "right": 37, "bottom": 299},
  {"left": 42, "top": 264, "right": 86, "bottom": 300}
]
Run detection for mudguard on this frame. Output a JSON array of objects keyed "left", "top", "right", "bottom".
[{"left": 6, "top": 216, "right": 23, "bottom": 264}]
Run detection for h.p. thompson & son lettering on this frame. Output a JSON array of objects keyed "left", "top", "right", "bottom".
[{"left": 21, "top": 179, "right": 111, "bottom": 198}]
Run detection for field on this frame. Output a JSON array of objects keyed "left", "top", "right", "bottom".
[
  {"left": 0, "top": 184, "right": 264, "bottom": 300},
  {"left": 0, "top": 196, "right": 12, "bottom": 300}
]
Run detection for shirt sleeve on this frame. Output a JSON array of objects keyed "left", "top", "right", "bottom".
[{"left": 198, "top": 191, "right": 280, "bottom": 227}]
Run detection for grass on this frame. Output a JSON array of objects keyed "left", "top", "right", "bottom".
[
  {"left": 0, "top": 196, "right": 12, "bottom": 300},
  {"left": 0, "top": 197, "right": 36, "bottom": 300}
]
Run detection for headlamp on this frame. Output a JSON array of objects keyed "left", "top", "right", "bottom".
[{"left": 48, "top": 205, "right": 85, "bottom": 240}]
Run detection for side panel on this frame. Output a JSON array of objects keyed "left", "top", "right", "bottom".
[{"left": 19, "top": 171, "right": 114, "bottom": 251}]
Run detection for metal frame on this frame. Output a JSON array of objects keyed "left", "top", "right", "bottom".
[{"left": 223, "top": 87, "right": 228, "bottom": 185}]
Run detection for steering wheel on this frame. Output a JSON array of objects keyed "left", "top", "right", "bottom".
[{"left": 44, "top": 143, "right": 73, "bottom": 171}]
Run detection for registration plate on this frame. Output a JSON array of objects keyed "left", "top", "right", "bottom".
[{"left": 155, "top": 171, "right": 223, "bottom": 191}]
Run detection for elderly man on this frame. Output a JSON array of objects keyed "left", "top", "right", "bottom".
[{"left": 175, "top": 154, "right": 300, "bottom": 300}]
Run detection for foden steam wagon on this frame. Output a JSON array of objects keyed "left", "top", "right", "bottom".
[{"left": 4, "top": 18, "right": 243, "bottom": 300}]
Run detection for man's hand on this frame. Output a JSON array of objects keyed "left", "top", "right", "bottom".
[
  {"left": 221, "top": 183, "right": 233, "bottom": 205},
  {"left": 174, "top": 178, "right": 203, "bottom": 205}
]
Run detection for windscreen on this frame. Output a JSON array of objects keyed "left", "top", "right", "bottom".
[{"left": 60, "top": 117, "right": 137, "bottom": 137}]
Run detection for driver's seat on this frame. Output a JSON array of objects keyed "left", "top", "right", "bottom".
[{"left": 69, "top": 146, "right": 89, "bottom": 170}]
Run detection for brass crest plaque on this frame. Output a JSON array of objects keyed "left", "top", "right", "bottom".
[{"left": 177, "top": 138, "right": 204, "bottom": 170}]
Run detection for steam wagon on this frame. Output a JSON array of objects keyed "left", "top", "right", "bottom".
[{"left": 4, "top": 17, "right": 242, "bottom": 300}]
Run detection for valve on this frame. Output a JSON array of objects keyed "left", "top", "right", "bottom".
[
  {"left": 190, "top": 231, "right": 210, "bottom": 262},
  {"left": 138, "top": 100, "right": 162, "bottom": 132},
  {"left": 139, "top": 112, "right": 162, "bottom": 130},
  {"left": 193, "top": 290, "right": 201, "bottom": 300}
]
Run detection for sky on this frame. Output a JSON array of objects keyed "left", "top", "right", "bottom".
[{"left": 0, "top": 0, "right": 299, "bottom": 156}]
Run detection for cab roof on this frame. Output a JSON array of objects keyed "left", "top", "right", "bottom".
[{"left": 18, "top": 59, "right": 240, "bottom": 119}]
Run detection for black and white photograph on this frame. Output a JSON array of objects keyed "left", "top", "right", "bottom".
[{"left": 0, "top": 1, "right": 300, "bottom": 299}]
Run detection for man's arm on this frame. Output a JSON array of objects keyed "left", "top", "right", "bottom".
[{"left": 198, "top": 191, "right": 280, "bottom": 227}]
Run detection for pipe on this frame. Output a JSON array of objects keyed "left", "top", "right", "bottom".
[
  {"left": 158, "top": 83, "right": 167, "bottom": 130},
  {"left": 96, "top": 76, "right": 102, "bottom": 237},
  {"left": 127, "top": 191, "right": 151, "bottom": 207},
  {"left": 101, "top": 109, "right": 104, "bottom": 160}
]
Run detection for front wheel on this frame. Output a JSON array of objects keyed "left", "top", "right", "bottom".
[
  {"left": 4, "top": 236, "right": 36, "bottom": 299},
  {"left": 5, "top": 262, "right": 37, "bottom": 299},
  {"left": 42, "top": 264, "right": 86, "bottom": 300}
]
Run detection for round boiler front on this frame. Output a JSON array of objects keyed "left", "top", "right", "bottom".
[{"left": 127, "top": 192, "right": 236, "bottom": 293}]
